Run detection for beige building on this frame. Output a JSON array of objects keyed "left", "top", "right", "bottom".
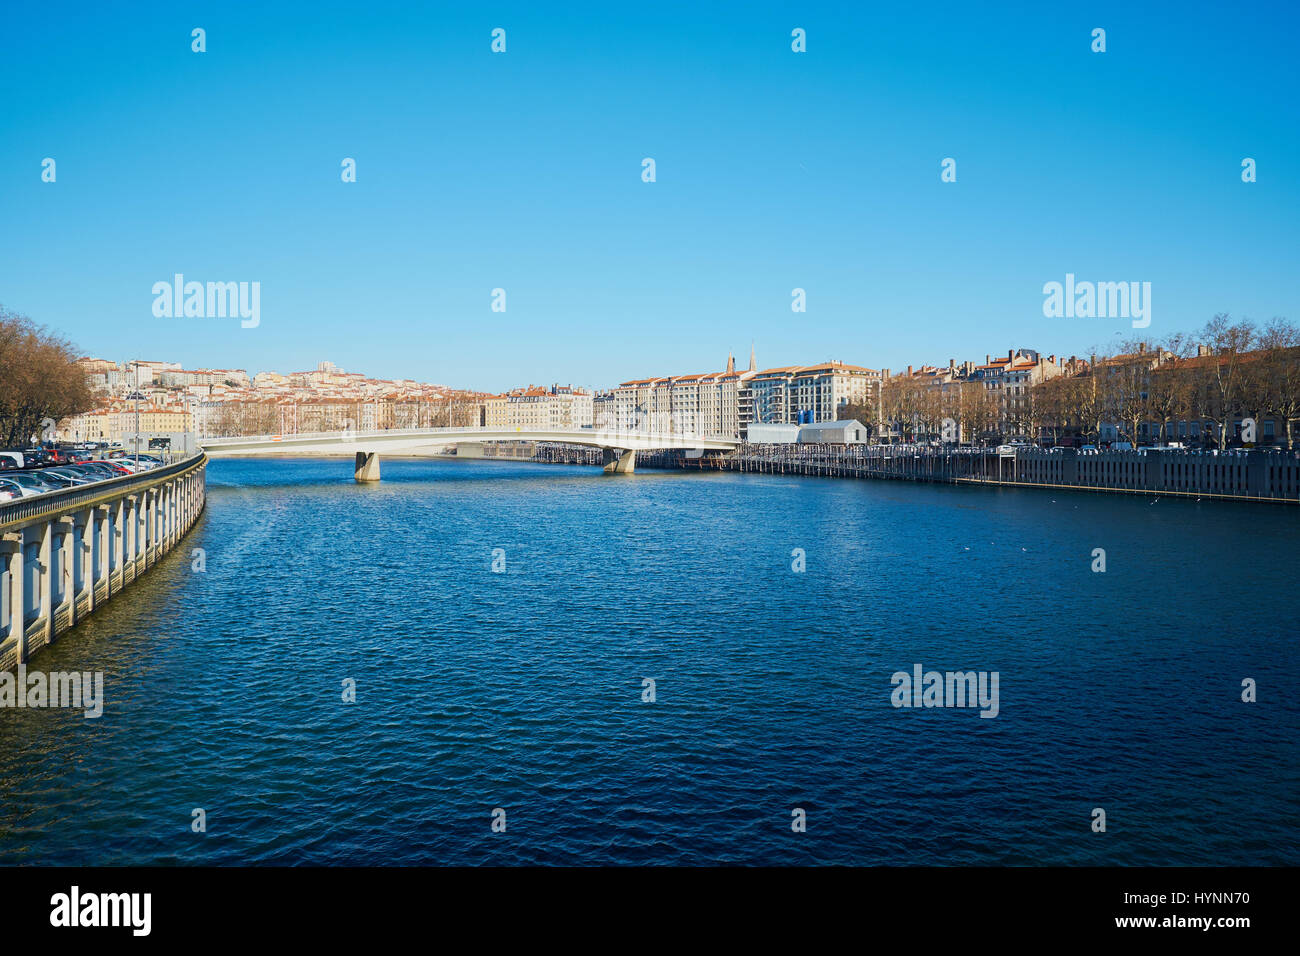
[
  {"left": 61, "top": 405, "right": 194, "bottom": 443},
  {"left": 611, "top": 350, "right": 758, "bottom": 437},
  {"left": 974, "top": 349, "right": 1067, "bottom": 436},
  {"left": 160, "top": 368, "right": 251, "bottom": 388},
  {"left": 488, "top": 385, "right": 594, "bottom": 430},
  {"left": 484, "top": 394, "right": 508, "bottom": 428},
  {"left": 253, "top": 370, "right": 288, "bottom": 388}
]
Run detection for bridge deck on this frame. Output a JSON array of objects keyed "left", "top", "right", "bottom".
[{"left": 201, "top": 427, "right": 738, "bottom": 456}]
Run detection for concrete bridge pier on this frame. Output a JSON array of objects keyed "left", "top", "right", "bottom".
[
  {"left": 354, "top": 451, "right": 381, "bottom": 483},
  {"left": 602, "top": 448, "right": 636, "bottom": 474}
]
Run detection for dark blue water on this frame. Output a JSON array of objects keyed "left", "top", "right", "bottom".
[{"left": 1, "top": 458, "right": 1296, "bottom": 865}]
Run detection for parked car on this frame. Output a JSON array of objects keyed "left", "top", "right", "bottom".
[
  {"left": 42, "top": 467, "right": 97, "bottom": 486},
  {"left": 84, "top": 460, "right": 134, "bottom": 475},
  {"left": 0, "top": 478, "right": 26, "bottom": 501},
  {"left": 2, "top": 472, "right": 60, "bottom": 495},
  {"left": 99, "top": 459, "right": 139, "bottom": 473},
  {"left": 32, "top": 470, "right": 78, "bottom": 489}
]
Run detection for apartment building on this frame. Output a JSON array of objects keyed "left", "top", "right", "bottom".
[
  {"left": 593, "top": 390, "right": 616, "bottom": 429},
  {"left": 486, "top": 385, "right": 594, "bottom": 430},
  {"left": 159, "top": 368, "right": 252, "bottom": 388},
  {"left": 611, "top": 350, "right": 758, "bottom": 438},
  {"left": 253, "top": 370, "right": 289, "bottom": 389},
  {"left": 484, "top": 394, "right": 507, "bottom": 428},
  {"left": 61, "top": 405, "right": 194, "bottom": 443},
  {"left": 973, "top": 349, "right": 1067, "bottom": 435},
  {"left": 748, "top": 361, "right": 883, "bottom": 427}
]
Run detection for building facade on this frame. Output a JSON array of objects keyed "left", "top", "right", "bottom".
[
  {"left": 611, "top": 351, "right": 758, "bottom": 438},
  {"left": 485, "top": 385, "right": 595, "bottom": 431}
]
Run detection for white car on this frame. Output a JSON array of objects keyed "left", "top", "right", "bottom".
[{"left": 0, "top": 476, "right": 43, "bottom": 499}]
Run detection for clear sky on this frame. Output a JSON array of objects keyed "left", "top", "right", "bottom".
[{"left": 2, "top": 1, "right": 1296, "bottom": 391}]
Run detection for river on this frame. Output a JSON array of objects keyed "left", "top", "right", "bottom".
[{"left": 1, "top": 457, "right": 1295, "bottom": 865}]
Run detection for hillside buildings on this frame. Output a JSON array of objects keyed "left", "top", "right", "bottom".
[
  {"left": 60, "top": 333, "right": 1292, "bottom": 449},
  {"left": 63, "top": 358, "right": 490, "bottom": 441}
]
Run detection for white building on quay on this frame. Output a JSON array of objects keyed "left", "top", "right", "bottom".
[{"left": 610, "top": 350, "right": 882, "bottom": 439}]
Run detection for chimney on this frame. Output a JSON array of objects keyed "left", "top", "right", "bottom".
[
  {"left": 1008, "top": 349, "right": 1015, "bottom": 362},
  {"left": 907, "top": 365, "right": 913, "bottom": 376},
  {"left": 985, "top": 354, "right": 990, "bottom": 365},
  {"left": 1138, "top": 342, "right": 1146, "bottom": 353},
  {"left": 1197, "top": 344, "right": 1209, "bottom": 357},
  {"left": 949, "top": 358, "right": 955, "bottom": 371}
]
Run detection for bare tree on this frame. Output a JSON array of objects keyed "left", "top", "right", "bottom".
[
  {"left": 0, "top": 306, "right": 96, "bottom": 447},
  {"left": 1107, "top": 353, "right": 1154, "bottom": 445},
  {"left": 1198, "top": 314, "right": 1256, "bottom": 447},
  {"left": 1256, "top": 317, "right": 1300, "bottom": 448}
]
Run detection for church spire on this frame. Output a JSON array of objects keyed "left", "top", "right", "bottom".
[
  {"left": 726, "top": 351, "right": 735, "bottom": 374},
  {"left": 748, "top": 341, "right": 756, "bottom": 372}
]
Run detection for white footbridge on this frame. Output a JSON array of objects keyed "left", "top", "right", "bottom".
[{"left": 200, "top": 426, "right": 739, "bottom": 481}]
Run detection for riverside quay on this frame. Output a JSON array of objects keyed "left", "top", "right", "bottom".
[
  {"left": 637, "top": 444, "right": 1300, "bottom": 504},
  {"left": 0, "top": 454, "right": 207, "bottom": 668}
]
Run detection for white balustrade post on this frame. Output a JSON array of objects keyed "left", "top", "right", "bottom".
[{"left": 2, "top": 532, "right": 25, "bottom": 664}]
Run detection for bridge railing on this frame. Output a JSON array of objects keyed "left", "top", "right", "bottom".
[{"left": 200, "top": 426, "right": 737, "bottom": 446}]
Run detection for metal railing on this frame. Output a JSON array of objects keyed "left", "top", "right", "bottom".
[
  {"left": 199, "top": 426, "right": 740, "bottom": 453},
  {"left": 639, "top": 443, "right": 1300, "bottom": 503}
]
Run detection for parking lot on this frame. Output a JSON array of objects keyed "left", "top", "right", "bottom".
[{"left": 0, "top": 449, "right": 168, "bottom": 501}]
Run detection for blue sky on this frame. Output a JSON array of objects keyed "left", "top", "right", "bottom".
[{"left": 2, "top": 1, "right": 1296, "bottom": 391}]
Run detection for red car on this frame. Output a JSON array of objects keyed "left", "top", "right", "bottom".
[{"left": 85, "top": 460, "right": 134, "bottom": 475}]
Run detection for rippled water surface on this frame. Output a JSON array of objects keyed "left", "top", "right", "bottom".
[{"left": 1, "top": 457, "right": 1296, "bottom": 865}]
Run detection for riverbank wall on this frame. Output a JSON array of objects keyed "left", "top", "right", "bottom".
[
  {"left": 632, "top": 444, "right": 1300, "bottom": 504},
  {"left": 0, "top": 453, "right": 207, "bottom": 669}
]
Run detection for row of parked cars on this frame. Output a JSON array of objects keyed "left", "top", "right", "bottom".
[{"left": 0, "top": 455, "right": 166, "bottom": 502}]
